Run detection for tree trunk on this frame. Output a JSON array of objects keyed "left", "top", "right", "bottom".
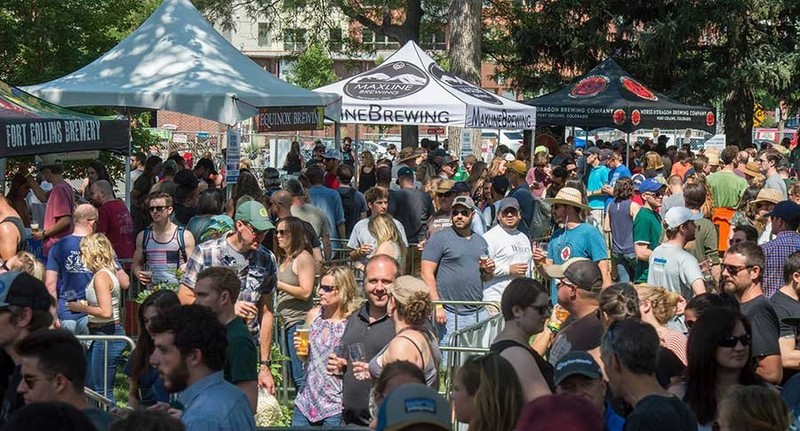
[
  {"left": 723, "top": 86, "right": 754, "bottom": 149},
  {"left": 399, "top": 0, "right": 422, "bottom": 148},
  {"left": 447, "top": 0, "right": 483, "bottom": 157}
]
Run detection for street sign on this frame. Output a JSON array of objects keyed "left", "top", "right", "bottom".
[
  {"left": 754, "top": 103, "right": 765, "bottom": 127},
  {"left": 427, "top": 127, "right": 445, "bottom": 135}
]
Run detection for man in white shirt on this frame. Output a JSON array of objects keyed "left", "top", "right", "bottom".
[
  {"left": 648, "top": 206, "right": 707, "bottom": 302},
  {"left": 483, "top": 198, "right": 532, "bottom": 308}
]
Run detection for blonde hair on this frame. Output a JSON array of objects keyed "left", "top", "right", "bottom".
[
  {"left": 79, "top": 233, "right": 116, "bottom": 273},
  {"left": 635, "top": 284, "right": 681, "bottom": 326},
  {"left": 488, "top": 157, "right": 507, "bottom": 178},
  {"left": 9, "top": 251, "right": 45, "bottom": 281},
  {"left": 368, "top": 214, "right": 406, "bottom": 264},
  {"left": 390, "top": 276, "right": 433, "bottom": 327},
  {"left": 324, "top": 266, "right": 362, "bottom": 316},
  {"left": 644, "top": 151, "right": 664, "bottom": 171},
  {"left": 719, "top": 385, "right": 790, "bottom": 431}
]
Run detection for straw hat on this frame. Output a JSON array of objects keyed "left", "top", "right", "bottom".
[
  {"left": 397, "top": 147, "right": 416, "bottom": 163},
  {"left": 706, "top": 150, "right": 720, "bottom": 166},
  {"left": 751, "top": 188, "right": 783, "bottom": 205},
  {"left": 545, "top": 187, "right": 591, "bottom": 210},
  {"left": 741, "top": 161, "right": 764, "bottom": 179},
  {"left": 435, "top": 179, "right": 455, "bottom": 194}
]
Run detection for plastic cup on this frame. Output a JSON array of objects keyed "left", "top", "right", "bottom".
[{"left": 296, "top": 325, "right": 310, "bottom": 358}]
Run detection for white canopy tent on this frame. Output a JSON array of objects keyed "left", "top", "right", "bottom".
[
  {"left": 23, "top": 0, "right": 341, "bottom": 125},
  {"left": 315, "top": 41, "right": 535, "bottom": 129}
]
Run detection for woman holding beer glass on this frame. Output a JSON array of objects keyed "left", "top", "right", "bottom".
[{"left": 291, "top": 266, "right": 361, "bottom": 427}]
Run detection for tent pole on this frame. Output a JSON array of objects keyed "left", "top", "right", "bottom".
[
  {"left": 125, "top": 109, "right": 132, "bottom": 207},
  {"left": 0, "top": 159, "right": 6, "bottom": 195},
  {"left": 335, "top": 122, "right": 341, "bottom": 151},
  {"left": 626, "top": 132, "right": 631, "bottom": 167}
]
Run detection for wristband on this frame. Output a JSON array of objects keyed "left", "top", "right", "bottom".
[
  {"left": 260, "top": 360, "right": 271, "bottom": 366},
  {"left": 435, "top": 304, "right": 444, "bottom": 310}
]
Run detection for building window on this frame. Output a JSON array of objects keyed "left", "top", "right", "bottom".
[
  {"left": 361, "top": 28, "right": 400, "bottom": 50},
  {"left": 421, "top": 28, "right": 446, "bottom": 50},
  {"left": 257, "top": 23, "right": 270, "bottom": 47},
  {"left": 329, "top": 28, "right": 343, "bottom": 52},
  {"left": 283, "top": 29, "right": 307, "bottom": 51}
]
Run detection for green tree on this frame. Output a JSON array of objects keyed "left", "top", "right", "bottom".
[{"left": 285, "top": 42, "right": 338, "bottom": 89}]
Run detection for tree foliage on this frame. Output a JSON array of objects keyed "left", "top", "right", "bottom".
[
  {"left": 285, "top": 42, "right": 339, "bottom": 89},
  {"left": 484, "top": 0, "right": 799, "bottom": 147}
]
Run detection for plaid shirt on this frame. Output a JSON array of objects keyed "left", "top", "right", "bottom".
[
  {"left": 181, "top": 234, "right": 278, "bottom": 298},
  {"left": 761, "top": 230, "right": 800, "bottom": 298}
]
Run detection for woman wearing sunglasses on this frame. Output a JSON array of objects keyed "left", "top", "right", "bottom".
[
  {"left": 683, "top": 308, "right": 763, "bottom": 430},
  {"left": 490, "top": 277, "right": 554, "bottom": 401},
  {"left": 292, "top": 266, "right": 361, "bottom": 427}
]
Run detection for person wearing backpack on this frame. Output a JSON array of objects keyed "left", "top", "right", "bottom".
[
  {"left": 132, "top": 192, "right": 196, "bottom": 290},
  {"left": 337, "top": 164, "right": 367, "bottom": 237}
]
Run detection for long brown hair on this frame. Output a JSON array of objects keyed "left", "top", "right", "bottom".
[{"left": 275, "top": 216, "right": 312, "bottom": 261}]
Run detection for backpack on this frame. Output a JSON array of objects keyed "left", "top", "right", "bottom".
[
  {"left": 520, "top": 195, "right": 552, "bottom": 239},
  {"left": 142, "top": 225, "right": 188, "bottom": 265},
  {"left": 338, "top": 187, "right": 359, "bottom": 236}
]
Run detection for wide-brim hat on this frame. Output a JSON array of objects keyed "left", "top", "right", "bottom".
[
  {"left": 397, "top": 147, "right": 416, "bottom": 162},
  {"left": 706, "top": 150, "right": 721, "bottom": 166},
  {"left": 545, "top": 187, "right": 590, "bottom": 210},
  {"left": 751, "top": 188, "right": 783, "bottom": 206},
  {"left": 741, "top": 162, "right": 764, "bottom": 179}
]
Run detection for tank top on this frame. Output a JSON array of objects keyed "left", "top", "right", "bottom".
[
  {"left": 369, "top": 327, "right": 440, "bottom": 388},
  {"left": 144, "top": 227, "right": 184, "bottom": 286},
  {"left": 490, "top": 339, "right": 555, "bottom": 392},
  {"left": 0, "top": 217, "right": 25, "bottom": 252},
  {"left": 276, "top": 258, "right": 313, "bottom": 326},
  {"left": 608, "top": 199, "right": 635, "bottom": 255},
  {"left": 359, "top": 167, "right": 377, "bottom": 192},
  {"left": 85, "top": 268, "right": 121, "bottom": 324}
]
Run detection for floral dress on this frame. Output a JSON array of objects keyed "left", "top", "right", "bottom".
[{"left": 293, "top": 310, "right": 347, "bottom": 422}]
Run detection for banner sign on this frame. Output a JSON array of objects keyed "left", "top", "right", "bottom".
[
  {"left": 256, "top": 106, "right": 324, "bottom": 132},
  {"left": 225, "top": 128, "right": 241, "bottom": 184}
]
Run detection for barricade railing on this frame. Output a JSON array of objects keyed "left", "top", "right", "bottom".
[
  {"left": 77, "top": 334, "right": 137, "bottom": 406},
  {"left": 85, "top": 388, "right": 114, "bottom": 412}
]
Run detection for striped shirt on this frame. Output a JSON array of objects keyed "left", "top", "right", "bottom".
[{"left": 761, "top": 231, "right": 800, "bottom": 298}]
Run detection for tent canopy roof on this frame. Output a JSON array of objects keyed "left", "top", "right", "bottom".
[
  {"left": 525, "top": 58, "right": 716, "bottom": 133},
  {"left": 315, "top": 41, "right": 535, "bottom": 129},
  {"left": 24, "top": 0, "right": 340, "bottom": 125},
  {"left": 0, "top": 81, "right": 129, "bottom": 158}
]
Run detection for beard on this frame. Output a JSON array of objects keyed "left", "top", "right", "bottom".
[{"left": 161, "top": 358, "right": 191, "bottom": 393}]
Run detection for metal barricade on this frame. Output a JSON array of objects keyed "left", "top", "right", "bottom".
[
  {"left": 77, "top": 334, "right": 137, "bottom": 405},
  {"left": 85, "top": 388, "right": 114, "bottom": 412}
]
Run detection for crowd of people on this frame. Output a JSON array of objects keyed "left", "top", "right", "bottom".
[{"left": 0, "top": 133, "right": 798, "bottom": 430}]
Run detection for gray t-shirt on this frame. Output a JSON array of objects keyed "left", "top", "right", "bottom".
[
  {"left": 647, "top": 243, "right": 704, "bottom": 300},
  {"left": 421, "top": 227, "right": 488, "bottom": 310},
  {"left": 347, "top": 216, "right": 409, "bottom": 262},
  {"left": 765, "top": 173, "right": 788, "bottom": 200},
  {"left": 660, "top": 192, "right": 685, "bottom": 217},
  {"left": 291, "top": 204, "right": 331, "bottom": 238}
]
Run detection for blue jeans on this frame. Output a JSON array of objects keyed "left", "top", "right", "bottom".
[
  {"left": 61, "top": 315, "right": 89, "bottom": 336},
  {"left": 291, "top": 407, "right": 341, "bottom": 427},
  {"left": 87, "top": 323, "right": 126, "bottom": 404},
  {"left": 285, "top": 323, "right": 306, "bottom": 390},
  {"left": 613, "top": 253, "right": 637, "bottom": 283}
]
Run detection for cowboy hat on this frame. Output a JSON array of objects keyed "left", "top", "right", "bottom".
[
  {"left": 750, "top": 188, "right": 783, "bottom": 206},
  {"left": 545, "top": 187, "right": 591, "bottom": 210},
  {"left": 741, "top": 161, "right": 764, "bottom": 179}
]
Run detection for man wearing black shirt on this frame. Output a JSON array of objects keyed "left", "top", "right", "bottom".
[
  {"left": 770, "top": 250, "right": 800, "bottom": 381},
  {"left": 0, "top": 272, "right": 53, "bottom": 427},
  {"left": 723, "top": 242, "right": 783, "bottom": 384},
  {"left": 601, "top": 320, "right": 697, "bottom": 431},
  {"left": 327, "top": 255, "right": 397, "bottom": 426},
  {"left": 388, "top": 166, "right": 434, "bottom": 245}
]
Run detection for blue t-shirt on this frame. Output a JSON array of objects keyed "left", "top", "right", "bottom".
[
  {"left": 547, "top": 223, "right": 608, "bottom": 302},
  {"left": 586, "top": 165, "right": 610, "bottom": 209},
  {"left": 308, "top": 185, "right": 345, "bottom": 241},
  {"left": 604, "top": 400, "right": 625, "bottom": 431},
  {"left": 606, "top": 164, "right": 632, "bottom": 206},
  {"left": 421, "top": 227, "right": 489, "bottom": 312},
  {"left": 123, "top": 360, "right": 169, "bottom": 407},
  {"left": 46, "top": 235, "right": 90, "bottom": 321}
]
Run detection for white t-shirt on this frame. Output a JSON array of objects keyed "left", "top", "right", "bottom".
[
  {"left": 482, "top": 225, "right": 532, "bottom": 303},
  {"left": 647, "top": 243, "right": 704, "bottom": 300},
  {"left": 347, "top": 216, "right": 409, "bottom": 265}
]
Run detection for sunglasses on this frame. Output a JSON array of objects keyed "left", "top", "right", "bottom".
[
  {"left": 531, "top": 304, "right": 553, "bottom": 316},
  {"left": 319, "top": 284, "right": 338, "bottom": 293},
  {"left": 275, "top": 229, "right": 289, "bottom": 236},
  {"left": 722, "top": 264, "right": 753, "bottom": 275},
  {"left": 243, "top": 222, "right": 267, "bottom": 236},
  {"left": 149, "top": 205, "right": 169, "bottom": 213},
  {"left": 645, "top": 191, "right": 664, "bottom": 198},
  {"left": 717, "top": 334, "right": 751, "bottom": 348},
  {"left": 451, "top": 209, "right": 472, "bottom": 217}
]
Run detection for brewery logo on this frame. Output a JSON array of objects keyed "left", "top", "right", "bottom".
[
  {"left": 706, "top": 111, "right": 715, "bottom": 127},
  {"left": 631, "top": 109, "right": 641, "bottom": 126},
  {"left": 344, "top": 61, "right": 429, "bottom": 100},
  {"left": 428, "top": 63, "right": 502, "bottom": 105},
  {"left": 560, "top": 246, "right": 571, "bottom": 261},
  {"left": 620, "top": 77, "right": 658, "bottom": 101},
  {"left": 569, "top": 75, "right": 609, "bottom": 98},
  {"left": 613, "top": 109, "right": 626, "bottom": 125}
]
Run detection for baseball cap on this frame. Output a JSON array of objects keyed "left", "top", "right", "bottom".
[
  {"left": 376, "top": 383, "right": 451, "bottom": 431},
  {"left": 498, "top": 197, "right": 520, "bottom": 212},
  {"left": 439, "top": 155, "right": 458, "bottom": 166},
  {"left": 544, "top": 258, "right": 602, "bottom": 291},
  {"left": 554, "top": 351, "right": 603, "bottom": 387},
  {"left": 397, "top": 166, "right": 415, "bottom": 178},
  {"left": 452, "top": 196, "right": 475, "bottom": 210},
  {"left": 435, "top": 180, "right": 455, "bottom": 194},
  {"left": 323, "top": 149, "right": 341, "bottom": 160},
  {"left": 767, "top": 201, "right": 800, "bottom": 222},
  {"left": 507, "top": 160, "right": 527, "bottom": 175},
  {"left": 162, "top": 159, "right": 179, "bottom": 173},
  {"left": 598, "top": 149, "right": 613, "bottom": 162},
  {"left": 235, "top": 201, "right": 275, "bottom": 232},
  {"left": 195, "top": 158, "right": 217, "bottom": 174},
  {"left": 631, "top": 173, "right": 646, "bottom": 191},
  {"left": 173, "top": 169, "right": 199, "bottom": 189},
  {"left": 0, "top": 272, "right": 51, "bottom": 311},
  {"left": 451, "top": 181, "right": 470, "bottom": 194},
  {"left": 503, "top": 153, "right": 516, "bottom": 162},
  {"left": 585, "top": 146, "right": 601, "bottom": 155},
  {"left": 663, "top": 206, "right": 703, "bottom": 229},
  {"left": 638, "top": 178, "right": 666, "bottom": 193}
]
